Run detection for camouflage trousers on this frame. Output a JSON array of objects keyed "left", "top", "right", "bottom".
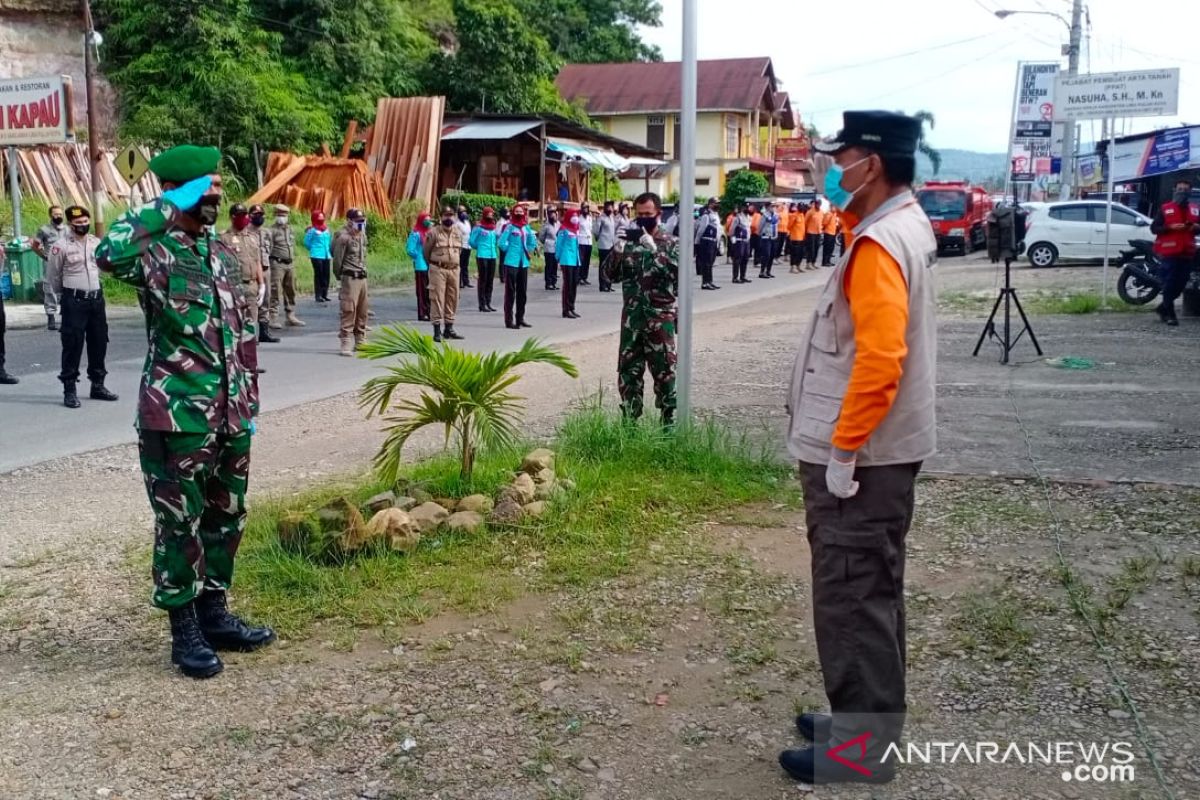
[
  {"left": 617, "top": 314, "right": 677, "bottom": 420},
  {"left": 138, "top": 430, "right": 252, "bottom": 609}
]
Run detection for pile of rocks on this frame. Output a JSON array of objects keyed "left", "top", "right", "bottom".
[{"left": 277, "top": 449, "right": 574, "bottom": 562}]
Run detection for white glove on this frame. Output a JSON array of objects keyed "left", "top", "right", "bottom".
[
  {"left": 256, "top": 282, "right": 267, "bottom": 307},
  {"left": 614, "top": 238, "right": 626, "bottom": 253},
  {"left": 640, "top": 233, "right": 656, "bottom": 250},
  {"left": 825, "top": 452, "right": 859, "bottom": 499}
]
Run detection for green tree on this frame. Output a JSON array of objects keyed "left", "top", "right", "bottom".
[
  {"left": 720, "top": 169, "right": 770, "bottom": 217},
  {"left": 515, "top": 0, "right": 663, "bottom": 63},
  {"left": 423, "top": 0, "right": 579, "bottom": 119},
  {"left": 587, "top": 166, "right": 624, "bottom": 203},
  {"left": 358, "top": 327, "right": 579, "bottom": 482},
  {"left": 96, "top": 0, "right": 333, "bottom": 176},
  {"left": 910, "top": 110, "right": 941, "bottom": 175}
]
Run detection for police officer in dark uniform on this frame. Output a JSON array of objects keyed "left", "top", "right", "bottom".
[{"left": 45, "top": 205, "right": 118, "bottom": 408}]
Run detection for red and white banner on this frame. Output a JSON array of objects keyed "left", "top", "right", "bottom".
[{"left": 0, "top": 76, "right": 73, "bottom": 146}]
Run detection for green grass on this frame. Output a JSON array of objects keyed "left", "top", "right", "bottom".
[
  {"left": 234, "top": 407, "right": 794, "bottom": 637},
  {"left": 952, "top": 585, "right": 1035, "bottom": 660},
  {"left": 939, "top": 289, "right": 1141, "bottom": 316}
]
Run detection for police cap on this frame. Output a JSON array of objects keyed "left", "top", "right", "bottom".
[{"left": 65, "top": 205, "right": 90, "bottom": 221}]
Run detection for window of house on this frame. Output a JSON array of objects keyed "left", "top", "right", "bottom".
[
  {"left": 646, "top": 115, "right": 665, "bottom": 154},
  {"left": 696, "top": 177, "right": 711, "bottom": 186},
  {"left": 672, "top": 115, "right": 681, "bottom": 159},
  {"left": 726, "top": 115, "right": 739, "bottom": 156}
]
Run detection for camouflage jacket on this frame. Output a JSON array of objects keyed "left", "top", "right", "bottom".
[
  {"left": 96, "top": 200, "right": 257, "bottom": 434},
  {"left": 604, "top": 229, "right": 680, "bottom": 326}
]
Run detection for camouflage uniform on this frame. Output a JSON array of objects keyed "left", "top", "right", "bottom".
[
  {"left": 97, "top": 199, "right": 257, "bottom": 610},
  {"left": 603, "top": 229, "right": 680, "bottom": 421}
]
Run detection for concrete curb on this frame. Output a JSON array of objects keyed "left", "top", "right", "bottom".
[{"left": 3, "top": 302, "right": 146, "bottom": 330}]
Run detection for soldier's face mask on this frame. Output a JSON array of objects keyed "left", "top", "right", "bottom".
[
  {"left": 635, "top": 216, "right": 657, "bottom": 233},
  {"left": 192, "top": 195, "right": 221, "bottom": 226}
]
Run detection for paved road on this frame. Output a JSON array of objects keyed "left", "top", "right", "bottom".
[{"left": 0, "top": 266, "right": 830, "bottom": 472}]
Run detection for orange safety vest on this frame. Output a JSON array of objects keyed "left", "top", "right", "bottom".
[
  {"left": 751, "top": 212, "right": 761, "bottom": 235},
  {"left": 788, "top": 213, "right": 806, "bottom": 240},
  {"left": 805, "top": 207, "right": 824, "bottom": 234},
  {"left": 1154, "top": 201, "right": 1199, "bottom": 257},
  {"left": 823, "top": 210, "right": 839, "bottom": 235}
]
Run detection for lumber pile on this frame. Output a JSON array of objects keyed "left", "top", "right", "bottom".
[
  {"left": 249, "top": 152, "right": 393, "bottom": 220},
  {"left": 364, "top": 96, "right": 445, "bottom": 209},
  {"left": 1, "top": 144, "right": 162, "bottom": 208}
]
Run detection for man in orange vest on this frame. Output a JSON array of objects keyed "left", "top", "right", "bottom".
[
  {"left": 804, "top": 199, "right": 825, "bottom": 269},
  {"left": 1151, "top": 179, "right": 1197, "bottom": 326},
  {"left": 822, "top": 207, "right": 840, "bottom": 265},
  {"left": 788, "top": 203, "right": 806, "bottom": 273}
]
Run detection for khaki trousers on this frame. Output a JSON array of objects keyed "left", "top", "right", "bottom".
[
  {"left": 430, "top": 264, "right": 459, "bottom": 325},
  {"left": 339, "top": 275, "right": 369, "bottom": 342},
  {"left": 270, "top": 263, "right": 296, "bottom": 315}
]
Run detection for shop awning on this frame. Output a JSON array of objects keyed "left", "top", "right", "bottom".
[
  {"left": 620, "top": 156, "right": 670, "bottom": 179},
  {"left": 547, "top": 138, "right": 630, "bottom": 171},
  {"left": 442, "top": 120, "right": 540, "bottom": 141}
]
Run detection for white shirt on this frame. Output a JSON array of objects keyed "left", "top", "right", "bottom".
[
  {"left": 455, "top": 218, "right": 471, "bottom": 248},
  {"left": 576, "top": 214, "right": 594, "bottom": 246}
]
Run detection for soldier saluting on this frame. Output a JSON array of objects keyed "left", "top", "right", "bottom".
[
  {"left": 97, "top": 145, "right": 275, "bottom": 680},
  {"left": 604, "top": 192, "right": 680, "bottom": 427},
  {"left": 44, "top": 205, "right": 118, "bottom": 408}
]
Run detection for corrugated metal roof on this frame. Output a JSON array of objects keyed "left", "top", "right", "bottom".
[
  {"left": 441, "top": 120, "right": 540, "bottom": 141},
  {"left": 556, "top": 58, "right": 777, "bottom": 115}
]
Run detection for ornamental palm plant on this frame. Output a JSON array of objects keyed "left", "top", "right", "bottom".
[{"left": 358, "top": 326, "right": 579, "bottom": 483}]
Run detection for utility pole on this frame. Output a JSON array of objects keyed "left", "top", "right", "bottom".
[
  {"left": 1059, "top": 0, "right": 1083, "bottom": 201},
  {"left": 82, "top": 0, "right": 103, "bottom": 229},
  {"left": 676, "top": 0, "right": 697, "bottom": 424}
]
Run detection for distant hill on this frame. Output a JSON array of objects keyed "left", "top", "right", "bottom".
[{"left": 917, "top": 149, "right": 1008, "bottom": 188}]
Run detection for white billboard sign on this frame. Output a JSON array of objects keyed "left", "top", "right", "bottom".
[
  {"left": 0, "top": 75, "right": 73, "bottom": 146},
  {"left": 1054, "top": 69, "right": 1180, "bottom": 121},
  {"left": 1009, "top": 63, "right": 1063, "bottom": 189}
]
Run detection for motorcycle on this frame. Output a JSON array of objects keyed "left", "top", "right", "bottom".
[{"left": 1116, "top": 237, "right": 1200, "bottom": 313}]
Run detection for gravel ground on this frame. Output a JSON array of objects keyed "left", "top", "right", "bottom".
[{"left": 1, "top": 260, "right": 1196, "bottom": 799}]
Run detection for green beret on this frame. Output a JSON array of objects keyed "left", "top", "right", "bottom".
[{"left": 148, "top": 145, "right": 221, "bottom": 183}]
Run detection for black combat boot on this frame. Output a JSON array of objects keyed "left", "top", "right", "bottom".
[
  {"left": 0, "top": 368, "right": 17, "bottom": 385},
  {"left": 47, "top": 313, "right": 57, "bottom": 331},
  {"left": 443, "top": 325, "right": 464, "bottom": 340},
  {"left": 63, "top": 383, "right": 80, "bottom": 409},
  {"left": 259, "top": 327, "right": 281, "bottom": 343},
  {"left": 196, "top": 590, "right": 276, "bottom": 652},
  {"left": 168, "top": 602, "right": 224, "bottom": 679},
  {"left": 433, "top": 323, "right": 442, "bottom": 343},
  {"left": 90, "top": 382, "right": 119, "bottom": 401}
]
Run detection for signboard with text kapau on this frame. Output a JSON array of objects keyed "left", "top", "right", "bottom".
[{"left": 0, "top": 75, "right": 73, "bottom": 146}]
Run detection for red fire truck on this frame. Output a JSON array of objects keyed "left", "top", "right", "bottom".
[{"left": 916, "top": 181, "right": 993, "bottom": 255}]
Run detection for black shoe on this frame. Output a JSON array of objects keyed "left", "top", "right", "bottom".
[
  {"left": 433, "top": 324, "right": 442, "bottom": 343},
  {"left": 480, "top": 307, "right": 489, "bottom": 313},
  {"left": 418, "top": 315, "right": 431, "bottom": 322},
  {"left": 259, "top": 329, "right": 281, "bottom": 344},
  {"left": 168, "top": 602, "right": 224, "bottom": 679},
  {"left": 47, "top": 314, "right": 57, "bottom": 331},
  {"left": 63, "top": 387, "right": 80, "bottom": 409},
  {"left": 0, "top": 370, "right": 17, "bottom": 385},
  {"left": 196, "top": 590, "right": 276, "bottom": 652},
  {"left": 580, "top": 279, "right": 591, "bottom": 286},
  {"left": 90, "top": 383, "right": 119, "bottom": 402},
  {"left": 254, "top": 367, "right": 266, "bottom": 374},
  {"left": 505, "top": 323, "right": 519, "bottom": 329},
  {"left": 519, "top": 321, "right": 532, "bottom": 328},
  {"left": 569, "top": 311, "right": 581, "bottom": 319},
  {"left": 701, "top": 284, "right": 714, "bottom": 290},
  {"left": 779, "top": 746, "right": 895, "bottom": 785},
  {"left": 487, "top": 305, "right": 498, "bottom": 312},
  {"left": 1167, "top": 316, "right": 1180, "bottom": 327},
  {"left": 444, "top": 326, "right": 464, "bottom": 340},
  {"left": 795, "top": 713, "right": 833, "bottom": 742},
  {"left": 562, "top": 312, "right": 572, "bottom": 318}
]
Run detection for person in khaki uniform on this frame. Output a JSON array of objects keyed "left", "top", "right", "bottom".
[
  {"left": 333, "top": 208, "right": 369, "bottom": 356},
  {"left": 422, "top": 206, "right": 465, "bottom": 342},
  {"left": 220, "top": 203, "right": 267, "bottom": 375},
  {"left": 248, "top": 204, "right": 279, "bottom": 343},
  {"left": 779, "top": 112, "right": 937, "bottom": 787},
  {"left": 266, "top": 203, "right": 304, "bottom": 329},
  {"left": 44, "top": 205, "right": 119, "bottom": 408}
]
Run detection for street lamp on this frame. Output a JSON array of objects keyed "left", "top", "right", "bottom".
[{"left": 995, "top": 2, "right": 1084, "bottom": 200}]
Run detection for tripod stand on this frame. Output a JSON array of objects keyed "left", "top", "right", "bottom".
[{"left": 972, "top": 255, "right": 1043, "bottom": 364}]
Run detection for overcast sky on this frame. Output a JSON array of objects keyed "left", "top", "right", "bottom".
[{"left": 639, "top": 0, "right": 1198, "bottom": 153}]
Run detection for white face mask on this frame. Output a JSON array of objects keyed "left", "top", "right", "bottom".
[{"left": 275, "top": 215, "right": 289, "bottom": 224}]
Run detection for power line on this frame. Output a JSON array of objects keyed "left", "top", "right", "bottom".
[{"left": 806, "top": 33, "right": 997, "bottom": 77}]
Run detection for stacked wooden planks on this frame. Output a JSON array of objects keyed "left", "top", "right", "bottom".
[
  {"left": 1, "top": 144, "right": 162, "bottom": 208},
  {"left": 364, "top": 96, "right": 445, "bottom": 210},
  {"left": 248, "top": 152, "right": 393, "bottom": 220}
]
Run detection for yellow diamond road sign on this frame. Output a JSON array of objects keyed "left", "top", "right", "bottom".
[{"left": 115, "top": 144, "right": 149, "bottom": 185}]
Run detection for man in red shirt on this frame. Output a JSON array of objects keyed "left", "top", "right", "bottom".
[{"left": 1150, "top": 179, "right": 1197, "bottom": 326}]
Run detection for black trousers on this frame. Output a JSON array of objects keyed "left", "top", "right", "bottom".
[
  {"left": 730, "top": 241, "right": 750, "bottom": 281},
  {"left": 459, "top": 248, "right": 472, "bottom": 287},
  {"left": 697, "top": 239, "right": 718, "bottom": 284},
  {"left": 1161, "top": 256, "right": 1193, "bottom": 310},
  {"left": 544, "top": 253, "right": 558, "bottom": 289},
  {"left": 414, "top": 271, "right": 430, "bottom": 320},
  {"left": 477, "top": 257, "right": 498, "bottom": 310},
  {"left": 0, "top": 292, "right": 7, "bottom": 371},
  {"left": 561, "top": 264, "right": 578, "bottom": 314},
  {"left": 503, "top": 266, "right": 528, "bottom": 326},
  {"left": 789, "top": 238, "right": 803, "bottom": 267},
  {"left": 756, "top": 237, "right": 775, "bottom": 275},
  {"left": 59, "top": 291, "right": 109, "bottom": 386},
  {"left": 749, "top": 233, "right": 761, "bottom": 266},
  {"left": 805, "top": 234, "right": 821, "bottom": 265},
  {"left": 799, "top": 460, "right": 920, "bottom": 760},
  {"left": 773, "top": 234, "right": 786, "bottom": 260},
  {"left": 311, "top": 257, "right": 331, "bottom": 300},
  {"left": 578, "top": 244, "right": 593, "bottom": 283},
  {"left": 598, "top": 248, "right": 613, "bottom": 291},
  {"left": 823, "top": 233, "right": 838, "bottom": 265}
]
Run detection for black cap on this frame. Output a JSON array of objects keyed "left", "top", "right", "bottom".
[
  {"left": 65, "top": 205, "right": 90, "bottom": 221},
  {"left": 347, "top": 207, "right": 366, "bottom": 221},
  {"left": 230, "top": 203, "right": 248, "bottom": 217},
  {"left": 249, "top": 203, "right": 265, "bottom": 215},
  {"left": 813, "top": 111, "right": 922, "bottom": 157}
]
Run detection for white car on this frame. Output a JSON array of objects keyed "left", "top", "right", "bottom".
[{"left": 1022, "top": 200, "right": 1153, "bottom": 268}]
